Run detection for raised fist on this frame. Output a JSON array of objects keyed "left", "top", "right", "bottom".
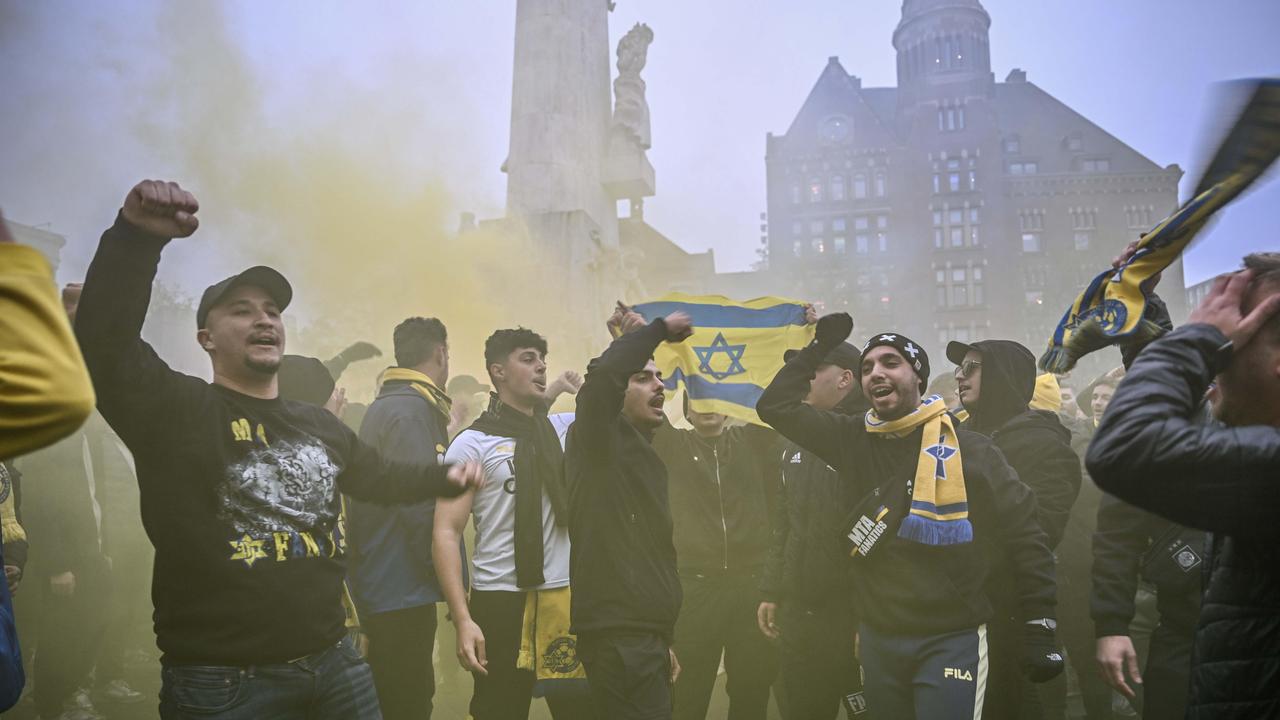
[
  {"left": 815, "top": 312, "right": 854, "bottom": 347},
  {"left": 121, "top": 180, "right": 200, "bottom": 239}
]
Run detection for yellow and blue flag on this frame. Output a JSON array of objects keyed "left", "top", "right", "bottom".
[
  {"left": 1040, "top": 79, "right": 1280, "bottom": 373},
  {"left": 631, "top": 293, "right": 814, "bottom": 426}
]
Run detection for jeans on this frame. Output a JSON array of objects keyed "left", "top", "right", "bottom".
[{"left": 159, "top": 635, "right": 381, "bottom": 720}]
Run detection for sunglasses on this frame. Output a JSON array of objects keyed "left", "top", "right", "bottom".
[{"left": 954, "top": 360, "right": 983, "bottom": 379}]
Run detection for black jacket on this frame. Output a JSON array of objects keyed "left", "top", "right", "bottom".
[
  {"left": 567, "top": 320, "right": 682, "bottom": 642},
  {"left": 1086, "top": 323, "right": 1280, "bottom": 720},
  {"left": 1090, "top": 492, "right": 1203, "bottom": 638},
  {"left": 758, "top": 342, "right": 1057, "bottom": 635},
  {"left": 654, "top": 421, "right": 784, "bottom": 574},
  {"left": 759, "top": 397, "right": 863, "bottom": 610},
  {"left": 959, "top": 340, "right": 1081, "bottom": 549}
]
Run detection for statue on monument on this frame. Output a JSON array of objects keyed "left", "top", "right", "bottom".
[{"left": 611, "top": 22, "right": 654, "bottom": 150}]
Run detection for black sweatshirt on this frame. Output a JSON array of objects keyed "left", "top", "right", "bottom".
[
  {"left": 566, "top": 320, "right": 682, "bottom": 642},
  {"left": 75, "top": 215, "right": 464, "bottom": 665},
  {"left": 758, "top": 342, "right": 1057, "bottom": 635}
]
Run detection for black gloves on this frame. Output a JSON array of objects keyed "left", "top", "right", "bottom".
[
  {"left": 1022, "top": 622, "right": 1065, "bottom": 683},
  {"left": 814, "top": 312, "right": 854, "bottom": 348}
]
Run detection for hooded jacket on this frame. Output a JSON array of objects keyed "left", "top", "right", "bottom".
[{"left": 955, "top": 340, "right": 1081, "bottom": 549}]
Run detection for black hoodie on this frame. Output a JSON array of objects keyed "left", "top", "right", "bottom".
[{"left": 952, "top": 340, "right": 1081, "bottom": 548}]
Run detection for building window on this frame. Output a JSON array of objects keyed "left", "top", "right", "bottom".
[
  {"left": 933, "top": 211, "right": 944, "bottom": 227},
  {"left": 809, "top": 178, "right": 823, "bottom": 203},
  {"left": 811, "top": 238, "right": 825, "bottom": 254},
  {"left": 1082, "top": 158, "right": 1111, "bottom": 173},
  {"left": 1004, "top": 137, "right": 1020, "bottom": 154},
  {"left": 949, "top": 209, "right": 963, "bottom": 225},
  {"left": 949, "top": 173, "right": 961, "bottom": 192},
  {"left": 853, "top": 174, "right": 868, "bottom": 199},
  {"left": 792, "top": 240, "right": 803, "bottom": 257},
  {"left": 952, "top": 268, "right": 967, "bottom": 283},
  {"left": 830, "top": 175, "right": 845, "bottom": 201},
  {"left": 969, "top": 207, "right": 980, "bottom": 224},
  {"left": 832, "top": 218, "right": 847, "bottom": 233},
  {"left": 874, "top": 171, "right": 887, "bottom": 197},
  {"left": 876, "top": 215, "right": 888, "bottom": 229},
  {"left": 936, "top": 269, "right": 947, "bottom": 283},
  {"left": 810, "top": 220, "right": 824, "bottom": 235},
  {"left": 937, "top": 286, "right": 948, "bottom": 307},
  {"left": 877, "top": 232, "right": 888, "bottom": 252},
  {"left": 969, "top": 226, "right": 980, "bottom": 245},
  {"left": 973, "top": 282, "right": 984, "bottom": 305},
  {"left": 967, "top": 170, "right": 977, "bottom": 190},
  {"left": 953, "top": 285, "right": 968, "bottom": 306},
  {"left": 855, "top": 216, "right": 869, "bottom": 231},
  {"left": 855, "top": 234, "right": 869, "bottom": 254},
  {"left": 932, "top": 174, "right": 942, "bottom": 194},
  {"left": 1019, "top": 210, "right": 1045, "bottom": 231},
  {"left": 1067, "top": 136, "right": 1084, "bottom": 152},
  {"left": 791, "top": 221, "right": 802, "bottom": 236},
  {"left": 1021, "top": 233, "right": 1042, "bottom": 253},
  {"left": 934, "top": 229, "right": 944, "bottom": 248},
  {"left": 950, "top": 228, "right": 963, "bottom": 247},
  {"left": 1009, "top": 162, "right": 1039, "bottom": 175},
  {"left": 1074, "top": 232, "right": 1091, "bottom": 251},
  {"left": 833, "top": 236, "right": 847, "bottom": 254},
  {"left": 790, "top": 184, "right": 802, "bottom": 204}
]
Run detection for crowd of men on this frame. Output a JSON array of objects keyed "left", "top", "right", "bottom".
[{"left": 0, "top": 179, "right": 1278, "bottom": 720}]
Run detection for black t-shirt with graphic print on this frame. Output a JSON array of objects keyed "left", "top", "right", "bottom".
[{"left": 75, "top": 215, "right": 462, "bottom": 665}]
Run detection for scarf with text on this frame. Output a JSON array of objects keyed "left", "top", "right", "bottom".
[{"left": 865, "top": 395, "right": 972, "bottom": 546}]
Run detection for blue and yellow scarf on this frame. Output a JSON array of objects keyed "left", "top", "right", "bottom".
[
  {"left": 866, "top": 395, "right": 972, "bottom": 546},
  {"left": 1041, "top": 79, "right": 1280, "bottom": 373}
]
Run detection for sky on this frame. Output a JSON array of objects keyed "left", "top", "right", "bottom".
[{"left": 1, "top": 0, "right": 1278, "bottom": 299}]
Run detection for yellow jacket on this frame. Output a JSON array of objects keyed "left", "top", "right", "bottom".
[{"left": 0, "top": 243, "right": 95, "bottom": 459}]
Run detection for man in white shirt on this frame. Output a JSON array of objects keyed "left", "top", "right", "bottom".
[{"left": 433, "top": 328, "right": 590, "bottom": 720}]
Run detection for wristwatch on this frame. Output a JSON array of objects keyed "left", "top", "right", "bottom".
[{"left": 1026, "top": 618, "right": 1057, "bottom": 631}]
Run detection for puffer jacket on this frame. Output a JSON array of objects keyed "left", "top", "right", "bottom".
[{"left": 1086, "top": 323, "right": 1280, "bottom": 720}]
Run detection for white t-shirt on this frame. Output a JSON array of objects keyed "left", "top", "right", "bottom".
[{"left": 445, "top": 413, "right": 574, "bottom": 592}]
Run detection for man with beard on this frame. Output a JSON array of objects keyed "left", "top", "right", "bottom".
[
  {"left": 757, "top": 314, "right": 1061, "bottom": 720},
  {"left": 74, "top": 180, "right": 482, "bottom": 720},
  {"left": 433, "top": 327, "right": 591, "bottom": 720},
  {"left": 947, "top": 340, "right": 1081, "bottom": 719},
  {"left": 757, "top": 342, "right": 869, "bottom": 720},
  {"left": 566, "top": 308, "right": 692, "bottom": 720}
]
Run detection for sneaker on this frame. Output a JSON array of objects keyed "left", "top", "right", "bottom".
[
  {"left": 98, "top": 678, "right": 147, "bottom": 704},
  {"left": 63, "top": 689, "right": 104, "bottom": 720}
]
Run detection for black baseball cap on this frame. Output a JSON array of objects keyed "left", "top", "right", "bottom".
[
  {"left": 785, "top": 342, "right": 860, "bottom": 371},
  {"left": 196, "top": 266, "right": 293, "bottom": 329}
]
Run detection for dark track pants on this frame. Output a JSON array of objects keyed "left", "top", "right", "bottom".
[
  {"left": 579, "top": 631, "right": 674, "bottom": 720},
  {"left": 859, "top": 623, "right": 987, "bottom": 720},
  {"left": 364, "top": 603, "right": 438, "bottom": 720},
  {"left": 778, "top": 602, "right": 867, "bottom": 719},
  {"left": 671, "top": 571, "right": 778, "bottom": 720}
]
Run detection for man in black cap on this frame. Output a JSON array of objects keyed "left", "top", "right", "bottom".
[
  {"left": 757, "top": 314, "right": 1061, "bottom": 720},
  {"left": 758, "top": 342, "right": 870, "bottom": 720},
  {"left": 946, "top": 339, "right": 1081, "bottom": 719},
  {"left": 74, "top": 179, "right": 482, "bottom": 720}
]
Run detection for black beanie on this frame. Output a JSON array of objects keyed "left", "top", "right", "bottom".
[{"left": 861, "top": 332, "right": 930, "bottom": 392}]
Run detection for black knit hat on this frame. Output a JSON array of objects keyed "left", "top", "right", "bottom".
[{"left": 861, "top": 332, "right": 930, "bottom": 392}]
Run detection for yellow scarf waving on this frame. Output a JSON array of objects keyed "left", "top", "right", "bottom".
[
  {"left": 866, "top": 395, "right": 972, "bottom": 546},
  {"left": 516, "top": 587, "right": 588, "bottom": 691},
  {"left": 1040, "top": 80, "right": 1280, "bottom": 373},
  {"left": 378, "top": 367, "right": 452, "bottom": 418}
]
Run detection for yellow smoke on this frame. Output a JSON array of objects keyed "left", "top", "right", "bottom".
[{"left": 134, "top": 2, "right": 588, "bottom": 402}]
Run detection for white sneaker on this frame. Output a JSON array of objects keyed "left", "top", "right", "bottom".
[
  {"left": 99, "top": 678, "right": 147, "bottom": 704},
  {"left": 62, "top": 689, "right": 104, "bottom": 720}
]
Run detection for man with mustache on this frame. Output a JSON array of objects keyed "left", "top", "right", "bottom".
[
  {"left": 757, "top": 313, "right": 1060, "bottom": 720},
  {"left": 74, "top": 180, "right": 482, "bottom": 720},
  {"left": 565, "top": 307, "right": 692, "bottom": 720}
]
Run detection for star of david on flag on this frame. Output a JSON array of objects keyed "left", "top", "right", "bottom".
[{"left": 628, "top": 293, "right": 815, "bottom": 426}]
